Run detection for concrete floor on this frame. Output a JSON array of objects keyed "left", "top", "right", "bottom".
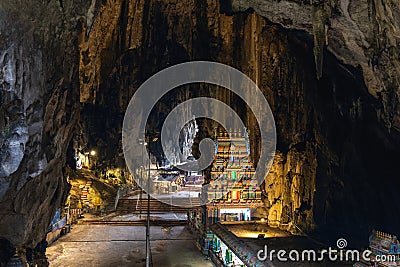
[{"left": 46, "top": 225, "right": 214, "bottom": 267}]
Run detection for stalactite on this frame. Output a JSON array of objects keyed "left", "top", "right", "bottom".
[
  {"left": 367, "top": 0, "right": 400, "bottom": 130},
  {"left": 231, "top": 0, "right": 251, "bottom": 12},
  {"left": 312, "top": 3, "right": 329, "bottom": 79}
]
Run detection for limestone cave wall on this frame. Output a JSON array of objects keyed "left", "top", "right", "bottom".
[
  {"left": 0, "top": 0, "right": 96, "bottom": 263},
  {"left": 228, "top": 0, "right": 400, "bottom": 133},
  {"left": 1, "top": 0, "right": 400, "bottom": 263}
]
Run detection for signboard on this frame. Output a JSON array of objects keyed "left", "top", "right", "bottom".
[{"left": 51, "top": 216, "right": 67, "bottom": 232}]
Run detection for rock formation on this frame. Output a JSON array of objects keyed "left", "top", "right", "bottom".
[
  {"left": 229, "top": 0, "right": 400, "bottom": 132},
  {"left": 1, "top": 0, "right": 399, "bottom": 264},
  {"left": 0, "top": 0, "right": 96, "bottom": 264}
]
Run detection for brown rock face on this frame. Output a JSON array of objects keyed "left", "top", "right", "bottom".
[
  {"left": 0, "top": 0, "right": 95, "bottom": 263},
  {"left": 229, "top": 0, "right": 400, "bottom": 132},
  {"left": 1, "top": 0, "right": 399, "bottom": 263}
]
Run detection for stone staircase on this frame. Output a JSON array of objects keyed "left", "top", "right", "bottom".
[
  {"left": 116, "top": 196, "right": 201, "bottom": 214},
  {"left": 80, "top": 180, "right": 93, "bottom": 205}
]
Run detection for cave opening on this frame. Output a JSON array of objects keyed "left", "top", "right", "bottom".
[{"left": 1, "top": 0, "right": 400, "bottom": 266}]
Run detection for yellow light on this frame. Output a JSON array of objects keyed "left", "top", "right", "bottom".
[
  {"left": 90, "top": 150, "right": 96, "bottom": 156},
  {"left": 260, "top": 218, "right": 265, "bottom": 223},
  {"left": 238, "top": 231, "right": 272, "bottom": 238}
]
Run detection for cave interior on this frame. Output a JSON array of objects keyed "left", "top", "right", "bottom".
[{"left": 0, "top": 0, "right": 400, "bottom": 265}]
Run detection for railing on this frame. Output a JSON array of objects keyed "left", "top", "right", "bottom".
[
  {"left": 114, "top": 187, "right": 129, "bottom": 210},
  {"left": 209, "top": 249, "right": 225, "bottom": 267}
]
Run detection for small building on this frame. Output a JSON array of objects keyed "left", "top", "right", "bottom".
[
  {"left": 354, "top": 230, "right": 400, "bottom": 267},
  {"left": 153, "top": 173, "right": 179, "bottom": 194},
  {"left": 186, "top": 171, "right": 204, "bottom": 186}
]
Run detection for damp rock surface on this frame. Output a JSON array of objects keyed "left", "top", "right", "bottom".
[
  {"left": 0, "top": 0, "right": 399, "bottom": 263},
  {"left": 0, "top": 0, "right": 96, "bottom": 257},
  {"left": 233, "top": 0, "right": 400, "bottom": 131}
]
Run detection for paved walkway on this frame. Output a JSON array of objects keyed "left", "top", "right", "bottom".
[{"left": 47, "top": 225, "right": 214, "bottom": 267}]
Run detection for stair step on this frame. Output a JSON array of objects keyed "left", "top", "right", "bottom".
[
  {"left": 80, "top": 180, "right": 93, "bottom": 203},
  {"left": 116, "top": 197, "right": 201, "bottom": 214}
]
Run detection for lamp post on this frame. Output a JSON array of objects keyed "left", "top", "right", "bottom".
[
  {"left": 85, "top": 150, "right": 96, "bottom": 169},
  {"left": 146, "top": 141, "right": 151, "bottom": 267},
  {"left": 139, "top": 138, "right": 151, "bottom": 266},
  {"left": 139, "top": 141, "right": 144, "bottom": 218},
  {"left": 84, "top": 152, "right": 89, "bottom": 168}
]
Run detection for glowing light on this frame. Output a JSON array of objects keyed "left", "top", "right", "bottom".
[
  {"left": 237, "top": 231, "right": 272, "bottom": 238},
  {"left": 90, "top": 150, "right": 96, "bottom": 156}
]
